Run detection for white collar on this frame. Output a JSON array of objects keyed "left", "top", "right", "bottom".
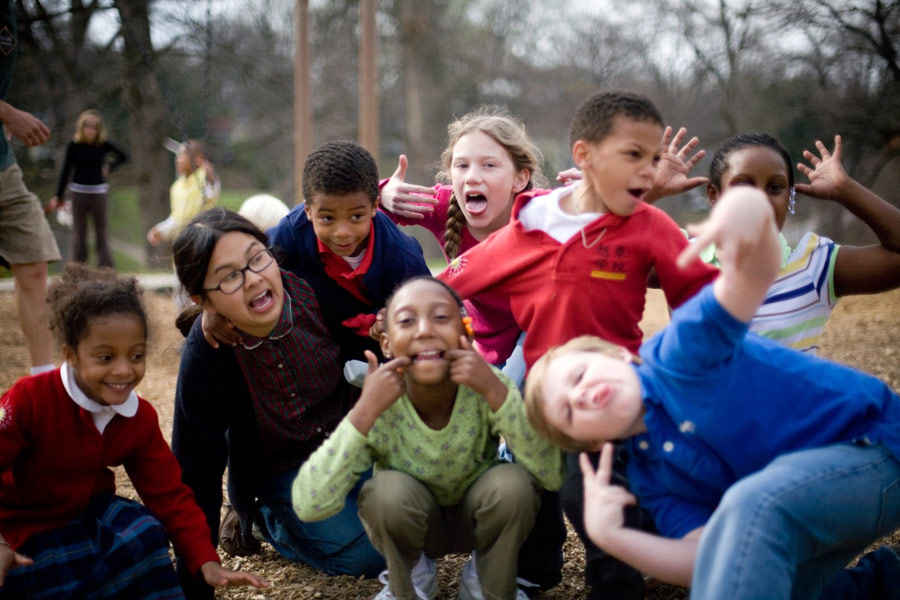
[{"left": 61, "top": 362, "right": 139, "bottom": 433}]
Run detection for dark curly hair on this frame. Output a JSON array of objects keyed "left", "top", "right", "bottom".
[
  {"left": 46, "top": 263, "right": 147, "bottom": 349},
  {"left": 709, "top": 132, "right": 794, "bottom": 189},
  {"left": 301, "top": 140, "right": 379, "bottom": 206},
  {"left": 569, "top": 90, "right": 664, "bottom": 148}
]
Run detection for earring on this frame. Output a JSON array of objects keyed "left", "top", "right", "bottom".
[{"left": 788, "top": 188, "right": 796, "bottom": 215}]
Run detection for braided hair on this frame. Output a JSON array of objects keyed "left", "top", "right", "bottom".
[{"left": 436, "top": 107, "right": 547, "bottom": 259}]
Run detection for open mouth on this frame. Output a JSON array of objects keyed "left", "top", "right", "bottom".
[
  {"left": 410, "top": 350, "right": 445, "bottom": 363},
  {"left": 628, "top": 188, "right": 648, "bottom": 201},
  {"left": 249, "top": 290, "right": 275, "bottom": 312},
  {"left": 464, "top": 193, "right": 488, "bottom": 216}
]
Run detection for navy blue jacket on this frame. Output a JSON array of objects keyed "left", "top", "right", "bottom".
[{"left": 268, "top": 206, "right": 430, "bottom": 361}]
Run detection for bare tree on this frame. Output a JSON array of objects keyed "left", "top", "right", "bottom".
[{"left": 115, "top": 0, "right": 170, "bottom": 265}]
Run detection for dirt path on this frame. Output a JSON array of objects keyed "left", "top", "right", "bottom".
[{"left": 1, "top": 287, "right": 898, "bottom": 599}]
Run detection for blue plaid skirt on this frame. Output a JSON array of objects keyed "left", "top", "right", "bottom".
[{"left": 1, "top": 494, "right": 184, "bottom": 599}]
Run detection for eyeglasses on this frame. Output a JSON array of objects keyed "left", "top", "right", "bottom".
[{"left": 203, "top": 248, "right": 275, "bottom": 294}]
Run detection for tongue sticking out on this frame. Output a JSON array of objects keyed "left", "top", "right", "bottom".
[
  {"left": 249, "top": 291, "right": 272, "bottom": 311},
  {"left": 465, "top": 195, "right": 488, "bottom": 216}
]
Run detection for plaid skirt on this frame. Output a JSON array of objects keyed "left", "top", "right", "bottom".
[{"left": 1, "top": 494, "right": 184, "bottom": 599}]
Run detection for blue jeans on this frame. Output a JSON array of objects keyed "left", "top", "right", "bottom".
[
  {"left": 499, "top": 330, "right": 527, "bottom": 391},
  {"left": 692, "top": 443, "right": 900, "bottom": 600},
  {"left": 256, "top": 468, "right": 385, "bottom": 577}
]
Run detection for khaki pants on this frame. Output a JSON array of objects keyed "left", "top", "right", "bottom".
[
  {"left": 0, "top": 163, "right": 60, "bottom": 266},
  {"left": 358, "top": 463, "right": 541, "bottom": 600}
]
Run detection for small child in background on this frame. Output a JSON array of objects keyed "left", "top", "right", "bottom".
[
  {"left": 292, "top": 277, "right": 564, "bottom": 600},
  {"left": 147, "top": 139, "right": 219, "bottom": 246},
  {"left": 0, "top": 263, "right": 266, "bottom": 597},
  {"left": 49, "top": 109, "right": 128, "bottom": 268},
  {"left": 704, "top": 133, "right": 900, "bottom": 353},
  {"left": 205, "top": 140, "right": 430, "bottom": 363},
  {"left": 525, "top": 187, "right": 900, "bottom": 600}
]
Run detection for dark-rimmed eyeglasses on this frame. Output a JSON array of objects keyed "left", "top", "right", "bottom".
[{"left": 203, "top": 248, "right": 275, "bottom": 294}]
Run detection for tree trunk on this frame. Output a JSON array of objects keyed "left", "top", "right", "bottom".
[{"left": 115, "top": 0, "right": 170, "bottom": 267}]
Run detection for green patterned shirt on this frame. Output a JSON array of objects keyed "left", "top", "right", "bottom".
[{"left": 292, "top": 367, "right": 564, "bottom": 521}]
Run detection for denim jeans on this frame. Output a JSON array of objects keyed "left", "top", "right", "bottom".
[
  {"left": 256, "top": 468, "right": 385, "bottom": 577},
  {"left": 692, "top": 443, "right": 900, "bottom": 600},
  {"left": 499, "top": 330, "right": 527, "bottom": 391}
]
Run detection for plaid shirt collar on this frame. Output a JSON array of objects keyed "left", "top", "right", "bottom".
[{"left": 238, "top": 289, "right": 294, "bottom": 350}]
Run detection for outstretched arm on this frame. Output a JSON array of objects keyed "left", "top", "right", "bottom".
[
  {"left": 796, "top": 135, "right": 900, "bottom": 296},
  {"left": 581, "top": 443, "right": 702, "bottom": 586},
  {"left": 678, "top": 187, "right": 780, "bottom": 322},
  {"left": 380, "top": 155, "right": 439, "bottom": 220}
]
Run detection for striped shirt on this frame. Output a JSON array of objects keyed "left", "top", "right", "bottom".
[{"left": 700, "top": 232, "right": 840, "bottom": 354}]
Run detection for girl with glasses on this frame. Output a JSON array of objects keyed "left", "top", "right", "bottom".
[{"left": 170, "top": 208, "right": 384, "bottom": 600}]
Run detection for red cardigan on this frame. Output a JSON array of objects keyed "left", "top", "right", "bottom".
[
  {"left": 0, "top": 370, "right": 219, "bottom": 574},
  {"left": 438, "top": 192, "right": 719, "bottom": 369}
]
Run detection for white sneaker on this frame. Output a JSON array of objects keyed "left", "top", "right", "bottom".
[
  {"left": 374, "top": 554, "right": 437, "bottom": 600},
  {"left": 457, "top": 555, "right": 529, "bottom": 600}
]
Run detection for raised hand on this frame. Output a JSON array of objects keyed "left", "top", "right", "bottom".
[
  {"left": 445, "top": 335, "right": 508, "bottom": 410},
  {"left": 796, "top": 135, "right": 849, "bottom": 201},
  {"left": 200, "top": 561, "right": 269, "bottom": 589},
  {"left": 380, "top": 155, "right": 439, "bottom": 219},
  {"left": 349, "top": 350, "right": 412, "bottom": 435},
  {"left": 580, "top": 443, "right": 636, "bottom": 547},
  {"left": 647, "top": 126, "right": 708, "bottom": 203}
]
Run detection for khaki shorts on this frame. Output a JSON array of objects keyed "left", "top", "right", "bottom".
[{"left": 0, "top": 163, "right": 60, "bottom": 266}]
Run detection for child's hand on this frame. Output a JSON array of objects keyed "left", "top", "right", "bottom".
[
  {"left": 445, "top": 336, "right": 508, "bottom": 411},
  {"left": 556, "top": 167, "right": 583, "bottom": 185},
  {"left": 796, "top": 135, "right": 850, "bottom": 202},
  {"left": 349, "top": 350, "right": 412, "bottom": 435},
  {"left": 0, "top": 544, "right": 34, "bottom": 586},
  {"left": 201, "top": 305, "right": 240, "bottom": 349},
  {"left": 146, "top": 226, "right": 162, "bottom": 246},
  {"left": 580, "top": 443, "right": 636, "bottom": 548},
  {"left": 381, "top": 155, "right": 439, "bottom": 219},
  {"left": 200, "top": 561, "right": 269, "bottom": 589},
  {"left": 369, "top": 308, "right": 386, "bottom": 341},
  {"left": 647, "top": 126, "right": 708, "bottom": 203}
]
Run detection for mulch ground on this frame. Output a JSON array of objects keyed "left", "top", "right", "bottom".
[{"left": 1, "top": 286, "right": 898, "bottom": 599}]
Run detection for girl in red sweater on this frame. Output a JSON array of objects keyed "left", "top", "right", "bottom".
[{"left": 0, "top": 263, "right": 266, "bottom": 598}]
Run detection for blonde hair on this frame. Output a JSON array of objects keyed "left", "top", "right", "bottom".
[
  {"left": 73, "top": 109, "right": 106, "bottom": 145},
  {"left": 525, "top": 335, "right": 641, "bottom": 453},
  {"left": 436, "top": 107, "right": 547, "bottom": 259}
]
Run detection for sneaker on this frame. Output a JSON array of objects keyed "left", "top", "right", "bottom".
[
  {"left": 374, "top": 554, "right": 437, "bottom": 600},
  {"left": 457, "top": 555, "right": 528, "bottom": 600}
]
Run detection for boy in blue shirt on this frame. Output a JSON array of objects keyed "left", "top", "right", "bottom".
[
  {"left": 525, "top": 187, "right": 900, "bottom": 599},
  {"left": 204, "top": 140, "right": 430, "bottom": 362}
]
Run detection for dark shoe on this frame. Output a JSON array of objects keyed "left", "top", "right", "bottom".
[{"left": 218, "top": 504, "right": 262, "bottom": 557}]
